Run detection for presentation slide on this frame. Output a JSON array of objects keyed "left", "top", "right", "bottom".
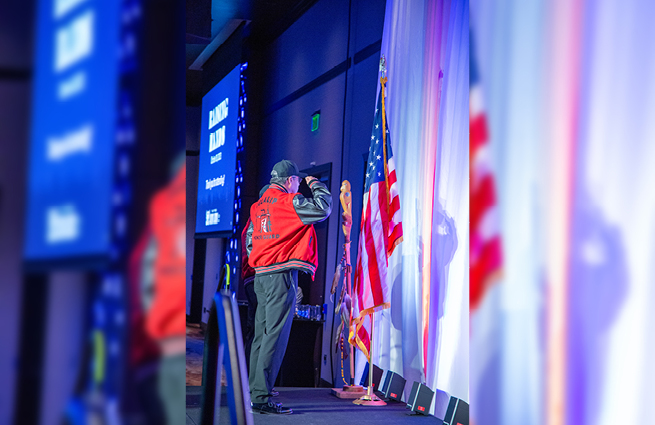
[
  {"left": 195, "top": 65, "right": 240, "bottom": 236},
  {"left": 24, "top": 0, "right": 121, "bottom": 263}
]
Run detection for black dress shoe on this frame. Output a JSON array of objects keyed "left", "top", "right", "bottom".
[
  {"left": 252, "top": 401, "right": 292, "bottom": 415},
  {"left": 270, "top": 388, "right": 279, "bottom": 397}
]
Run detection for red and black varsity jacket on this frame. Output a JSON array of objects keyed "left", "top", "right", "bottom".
[{"left": 246, "top": 179, "right": 332, "bottom": 279}]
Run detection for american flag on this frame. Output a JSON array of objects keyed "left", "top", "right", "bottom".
[
  {"left": 469, "top": 39, "right": 502, "bottom": 312},
  {"left": 349, "top": 81, "right": 403, "bottom": 361}
]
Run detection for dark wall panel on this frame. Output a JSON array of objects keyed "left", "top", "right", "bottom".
[
  {"left": 186, "top": 105, "right": 201, "bottom": 152},
  {"left": 186, "top": 152, "right": 199, "bottom": 316},
  {"left": 186, "top": 0, "right": 212, "bottom": 39},
  {"left": 0, "top": 79, "right": 30, "bottom": 425},
  {"left": 265, "top": 0, "right": 350, "bottom": 107},
  {"left": 202, "top": 25, "right": 244, "bottom": 97},
  {"left": 351, "top": 0, "right": 386, "bottom": 54},
  {"left": 262, "top": 75, "right": 346, "bottom": 182},
  {"left": 0, "top": 1, "right": 34, "bottom": 69}
]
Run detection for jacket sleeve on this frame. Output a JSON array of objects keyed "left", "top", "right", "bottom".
[
  {"left": 245, "top": 219, "right": 254, "bottom": 256},
  {"left": 293, "top": 179, "right": 332, "bottom": 225}
]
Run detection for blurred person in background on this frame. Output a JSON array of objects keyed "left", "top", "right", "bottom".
[
  {"left": 126, "top": 223, "right": 166, "bottom": 424},
  {"left": 61, "top": 159, "right": 185, "bottom": 425},
  {"left": 139, "top": 155, "right": 186, "bottom": 424}
]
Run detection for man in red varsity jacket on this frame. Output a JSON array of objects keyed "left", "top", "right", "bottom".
[{"left": 246, "top": 159, "right": 332, "bottom": 414}]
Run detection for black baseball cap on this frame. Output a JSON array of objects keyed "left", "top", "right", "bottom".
[{"left": 270, "top": 159, "right": 307, "bottom": 179}]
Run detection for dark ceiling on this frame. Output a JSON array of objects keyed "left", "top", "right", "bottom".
[{"left": 186, "top": 0, "right": 318, "bottom": 69}]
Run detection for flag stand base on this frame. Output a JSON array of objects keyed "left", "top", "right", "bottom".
[
  {"left": 331, "top": 385, "right": 366, "bottom": 399},
  {"left": 353, "top": 392, "right": 387, "bottom": 406}
]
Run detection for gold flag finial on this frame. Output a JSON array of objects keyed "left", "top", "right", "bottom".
[{"left": 379, "top": 55, "right": 387, "bottom": 80}]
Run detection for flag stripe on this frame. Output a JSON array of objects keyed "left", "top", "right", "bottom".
[
  {"left": 365, "top": 187, "right": 386, "bottom": 306},
  {"left": 389, "top": 170, "right": 397, "bottom": 186},
  {"left": 470, "top": 236, "right": 502, "bottom": 310},
  {"left": 471, "top": 175, "right": 497, "bottom": 229},
  {"left": 377, "top": 180, "right": 391, "bottom": 259},
  {"left": 389, "top": 225, "right": 404, "bottom": 247},
  {"left": 389, "top": 197, "right": 401, "bottom": 219},
  {"left": 470, "top": 114, "right": 489, "bottom": 156}
]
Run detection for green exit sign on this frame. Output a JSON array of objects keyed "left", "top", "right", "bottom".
[{"left": 311, "top": 111, "right": 320, "bottom": 131}]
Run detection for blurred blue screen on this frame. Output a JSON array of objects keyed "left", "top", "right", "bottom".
[
  {"left": 195, "top": 65, "right": 240, "bottom": 235},
  {"left": 24, "top": 0, "right": 120, "bottom": 262}
]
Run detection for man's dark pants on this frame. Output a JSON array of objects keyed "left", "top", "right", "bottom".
[{"left": 249, "top": 270, "right": 297, "bottom": 404}]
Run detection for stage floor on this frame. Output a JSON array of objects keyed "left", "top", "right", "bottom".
[
  {"left": 186, "top": 323, "right": 204, "bottom": 386},
  {"left": 186, "top": 386, "right": 442, "bottom": 424}
]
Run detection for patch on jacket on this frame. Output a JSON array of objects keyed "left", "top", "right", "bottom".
[{"left": 257, "top": 207, "right": 273, "bottom": 233}]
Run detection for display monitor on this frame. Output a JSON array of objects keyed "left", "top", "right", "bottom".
[
  {"left": 24, "top": 0, "right": 121, "bottom": 265},
  {"left": 195, "top": 65, "right": 240, "bottom": 236}
]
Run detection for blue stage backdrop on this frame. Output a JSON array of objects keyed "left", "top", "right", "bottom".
[
  {"left": 195, "top": 64, "right": 240, "bottom": 236},
  {"left": 24, "top": 0, "right": 121, "bottom": 263}
]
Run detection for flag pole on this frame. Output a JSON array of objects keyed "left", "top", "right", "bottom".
[
  {"left": 352, "top": 55, "right": 390, "bottom": 407},
  {"left": 380, "top": 58, "right": 390, "bottom": 204},
  {"left": 368, "top": 312, "right": 373, "bottom": 391},
  {"left": 353, "top": 310, "right": 386, "bottom": 406}
]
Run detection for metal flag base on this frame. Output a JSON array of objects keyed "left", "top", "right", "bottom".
[{"left": 353, "top": 391, "right": 387, "bottom": 406}]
